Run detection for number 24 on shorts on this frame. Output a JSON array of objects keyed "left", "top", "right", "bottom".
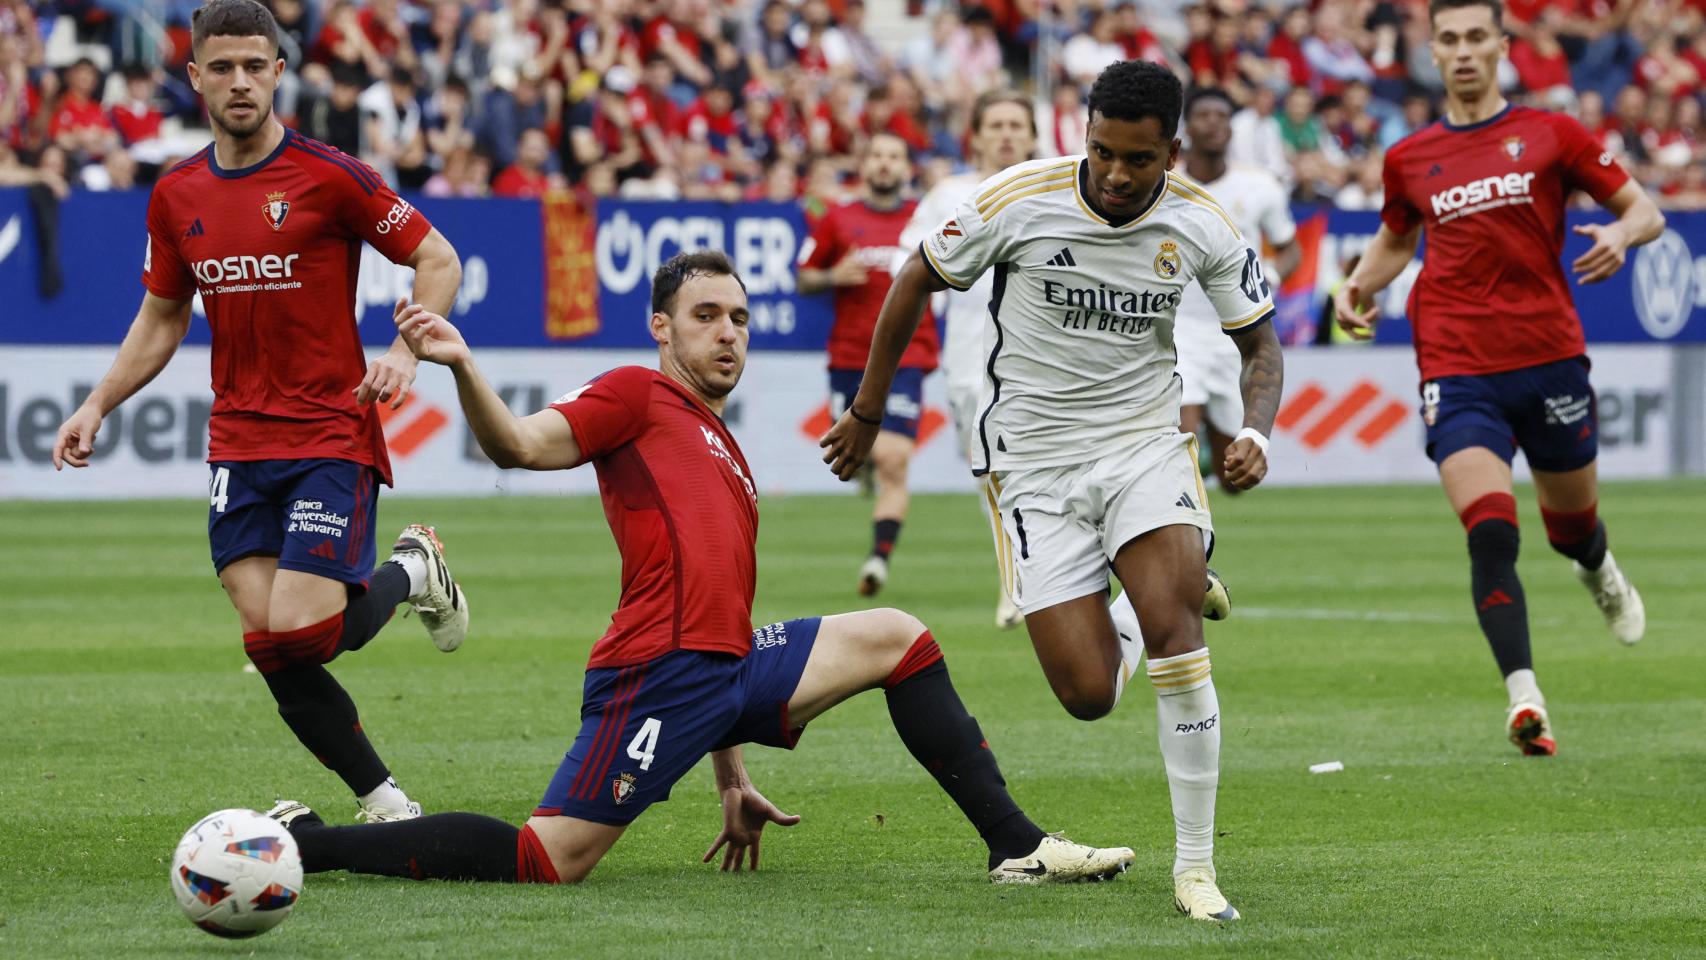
[{"left": 627, "top": 718, "right": 662, "bottom": 771}]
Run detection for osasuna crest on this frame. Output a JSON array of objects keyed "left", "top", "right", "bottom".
[
  {"left": 1154, "top": 240, "right": 1181, "bottom": 279},
  {"left": 1502, "top": 136, "right": 1525, "bottom": 161},
  {"left": 262, "top": 190, "right": 290, "bottom": 231},
  {"left": 612, "top": 772, "right": 637, "bottom": 805}
]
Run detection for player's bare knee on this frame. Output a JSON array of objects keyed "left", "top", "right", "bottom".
[
  {"left": 870, "top": 607, "right": 928, "bottom": 659},
  {"left": 1058, "top": 684, "right": 1117, "bottom": 721}
]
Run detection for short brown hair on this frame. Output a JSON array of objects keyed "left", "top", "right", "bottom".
[
  {"left": 191, "top": 0, "right": 280, "bottom": 58},
  {"left": 1428, "top": 0, "right": 1503, "bottom": 28},
  {"left": 651, "top": 251, "right": 746, "bottom": 317},
  {"left": 971, "top": 89, "right": 1037, "bottom": 137}
]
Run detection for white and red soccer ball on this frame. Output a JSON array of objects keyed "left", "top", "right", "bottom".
[{"left": 169, "top": 809, "right": 302, "bottom": 938}]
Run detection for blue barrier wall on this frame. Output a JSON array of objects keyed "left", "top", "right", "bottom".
[{"left": 2, "top": 187, "right": 1701, "bottom": 346}]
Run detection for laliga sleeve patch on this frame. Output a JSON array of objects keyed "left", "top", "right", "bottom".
[{"left": 928, "top": 218, "right": 968, "bottom": 260}]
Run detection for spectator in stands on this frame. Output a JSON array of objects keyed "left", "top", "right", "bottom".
[
  {"left": 1379, "top": 90, "right": 1435, "bottom": 149},
  {"left": 1062, "top": 8, "right": 1124, "bottom": 92},
  {"left": 1511, "top": 11, "right": 1576, "bottom": 109},
  {"left": 945, "top": 6, "right": 1006, "bottom": 105},
  {"left": 839, "top": 0, "right": 888, "bottom": 87},
  {"left": 1, "top": 33, "right": 36, "bottom": 150},
  {"left": 300, "top": 62, "right": 367, "bottom": 157},
  {"left": 1116, "top": 3, "right": 1172, "bottom": 66},
  {"left": 753, "top": 0, "right": 800, "bottom": 80},
  {"left": 1268, "top": 5, "right": 1313, "bottom": 89},
  {"left": 361, "top": 65, "right": 427, "bottom": 188},
  {"left": 492, "top": 125, "right": 557, "bottom": 197},
  {"left": 82, "top": 146, "right": 137, "bottom": 192},
  {"left": 1302, "top": 9, "right": 1374, "bottom": 94},
  {"left": 902, "top": 10, "right": 957, "bottom": 108},
  {"left": 1229, "top": 85, "right": 1291, "bottom": 184},
  {"left": 1038, "top": 80, "right": 1086, "bottom": 158},
  {"left": 109, "top": 64, "right": 163, "bottom": 148},
  {"left": 51, "top": 58, "right": 118, "bottom": 163}
]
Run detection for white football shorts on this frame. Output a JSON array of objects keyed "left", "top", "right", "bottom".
[{"left": 988, "top": 430, "right": 1213, "bottom": 615}]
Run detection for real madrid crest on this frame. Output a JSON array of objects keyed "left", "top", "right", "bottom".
[
  {"left": 1502, "top": 136, "right": 1525, "bottom": 161},
  {"left": 612, "top": 772, "right": 637, "bottom": 805},
  {"left": 1154, "top": 241, "right": 1181, "bottom": 279},
  {"left": 262, "top": 190, "right": 290, "bottom": 231}
]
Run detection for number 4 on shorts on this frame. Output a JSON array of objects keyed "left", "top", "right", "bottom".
[
  {"left": 626, "top": 717, "right": 662, "bottom": 771},
  {"left": 209, "top": 466, "right": 231, "bottom": 513}
]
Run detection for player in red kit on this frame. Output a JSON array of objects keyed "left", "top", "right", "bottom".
[
  {"left": 1335, "top": 0, "right": 1665, "bottom": 756},
  {"left": 798, "top": 132, "right": 939, "bottom": 597},
  {"left": 50, "top": 0, "right": 470, "bottom": 820},
  {"left": 267, "top": 252, "right": 1135, "bottom": 887}
]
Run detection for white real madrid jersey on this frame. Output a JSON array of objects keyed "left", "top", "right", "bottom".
[
  {"left": 899, "top": 172, "right": 987, "bottom": 396},
  {"left": 917, "top": 156, "right": 1275, "bottom": 474},
  {"left": 1173, "top": 163, "right": 1296, "bottom": 359}
]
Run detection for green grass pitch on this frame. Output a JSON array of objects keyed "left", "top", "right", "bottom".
[{"left": 4, "top": 481, "right": 1704, "bottom": 958}]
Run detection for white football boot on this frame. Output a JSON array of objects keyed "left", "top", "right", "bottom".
[
  {"left": 392, "top": 524, "right": 469, "bottom": 652},
  {"left": 857, "top": 555, "right": 888, "bottom": 597},
  {"left": 988, "top": 834, "right": 1135, "bottom": 884},
  {"left": 1506, "top": 701, "right": 1557, "bottom": 757},
  {"left": 1573, "top": 552, "right": 1644, "bottom": 646},
  {"left": 995, "top": 594, "right": 1024, "bottom": 630},
  {"left": 1174, "top": 867, "right": 1240, "bottom": 921}
]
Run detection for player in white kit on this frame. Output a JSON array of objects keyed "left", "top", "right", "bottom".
[
  {"left": 1174, "top": 87, "right": 1300, "bottom": 491},
  {"left": 896, "top": 89, "right": 1039, "bottom": 629},
  {"left": 821, "top": 61, "right": 1285, "bottom": 922}
]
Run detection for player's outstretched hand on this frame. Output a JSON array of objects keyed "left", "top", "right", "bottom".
[
  {"left": 393, "top": 297, "right": 472, "bottom": 368},
  {"left": 355, "top": 300, "right": 422, "bottom": 409},
  {"left": 1223, "top": 437, "right": 1268, "bottom": 490},
  {"left": 819, "top": 410, "right": 880, "bottom": 481},
  {"left": 52, "top": 404, "right": 103, "bottom": 470},
  {"left": 702, "top": 782, "right": 800, "bottom": 873},
  {"left": 1570, "top": 223, "right": 1629, "bottom": 285},
  {"left": 1333, "top": 279, "right": 1377, "bottom": 340}
]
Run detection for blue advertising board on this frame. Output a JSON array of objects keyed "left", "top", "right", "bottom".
[
  {"left": 2, "top": 186, "right": 1700, "bottom": 347},
  {"left": 1300, "top": 206, "right": 1706, "bottom": 345}
]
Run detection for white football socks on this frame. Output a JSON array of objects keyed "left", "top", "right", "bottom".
[
  {"left": 358, "top": 776, "right": 412, "bottom": 813},
  {"left": 1110, "top": 590, "right": 1144, "bottom": 707},
  {"left": 391, "top": 552, "right": 428, "bottom": 601},
  {"left": 1504, "top": 668, "right": 1544, "bottom": 707},
  {"left": 1148, "top": 648, "right": 1220, "bottom": 878}
]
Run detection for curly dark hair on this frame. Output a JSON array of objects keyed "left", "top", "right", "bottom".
[
  {"left": 1184, "top": 86, "right": 1237, "bottom": 118},
  {"left": 651, "top": 250, "right": 747, "bottom": 317},
  {"left": 1087, "top": 60, "right": 1183, "bottom": 138}
]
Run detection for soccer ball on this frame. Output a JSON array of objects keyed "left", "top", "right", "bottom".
[{"left": 169, "top": 808, "right": 303, "bottom": 938}]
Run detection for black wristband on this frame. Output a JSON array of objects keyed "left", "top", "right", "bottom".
[{"left": 849, "top": 406, "right": 883, "bottom": 427}]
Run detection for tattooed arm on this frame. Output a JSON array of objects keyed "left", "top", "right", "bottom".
[{"left": 1224, "top": 320, "right": 1284, "bottom": 490}]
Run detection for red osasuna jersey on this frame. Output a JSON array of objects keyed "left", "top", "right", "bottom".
[
  {"left": 551, "top": 367, "right": 759, "bottom": 669},
  {"left": 141, "top": 129, "right": 433, "bottom": 483},
  {"left": 798, "top": 198, "right": 940, "bottom": 372},
  {"left": 1381, "top": 104, "right": 1630, "bottom": 380}
]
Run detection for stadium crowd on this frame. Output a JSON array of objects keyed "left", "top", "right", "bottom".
[{"left": 0, "top": 0, "right": 1702, "bottom": 207}]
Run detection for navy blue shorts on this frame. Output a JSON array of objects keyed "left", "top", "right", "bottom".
[
  {"left": 534, "top": 618, "right": 822, "bottom": 825},
  {"left": 207, "top": 459, "right": 380, "bottom": 589},
  {"left": 1421, "top": 356, "right": 1597, "bottom": 472},
  {"left": 830, "top": 368, "right": 925, "bottom": 439}
]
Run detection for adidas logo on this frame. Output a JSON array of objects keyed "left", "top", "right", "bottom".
[
  {"left": 308, "top": 540, "right": 339, "bottom": 560},
  {"left": 1478, "top": 588, "right": 1514, "bottom": 611},
  {"left": 1425, "top": 164, "right": 1444, "bottom": 179},
  {"left": 183, "top": 218, "right": 206, "bottom": 238},
  {"left": 1176, "top": 492, "right": 1196, "bottom": 510},
  {"left": 1044, "top": 247, "right": 1076, "bottom": 268}
]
